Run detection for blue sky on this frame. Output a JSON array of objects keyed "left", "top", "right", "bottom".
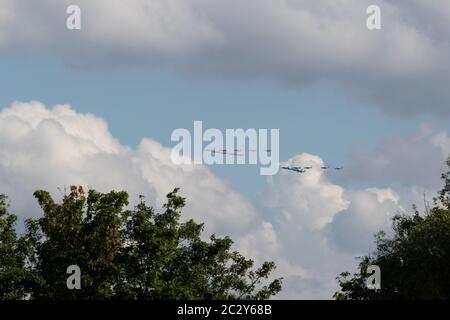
[{"left": 1, "top": 54, "right": 446, "bottom": 195}]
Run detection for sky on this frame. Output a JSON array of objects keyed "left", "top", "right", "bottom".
[{"left": 1, "top": 0, "right": 450, "bottom": 299}]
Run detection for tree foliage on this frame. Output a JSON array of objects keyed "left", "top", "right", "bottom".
[
  {"left": 334, "top": 159, "right": 450, "bottom": 300},
  {"left": 0, "top": 187, "right": 282, "bottom": 300},
  {"left": 0, "top": 195, "right": 29, "bottom": 299}
]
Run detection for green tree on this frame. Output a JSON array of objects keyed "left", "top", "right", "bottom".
[
  {"left": 334, "top": 159, "right": 450, "bottom": 300},
  {"left": 0, "top": 186, "right": 282, "bottom": 300},
  {"left": 0, "top": 194, "right": 28, "bottom": 299}
]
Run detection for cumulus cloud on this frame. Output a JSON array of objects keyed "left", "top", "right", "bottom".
[
  {"left": 259, "top": 154, "right": 348, "bottom": 230},
  {"left": 255, "top": 154, "right": 402, "bottom": 298},
  {"left": 1, "top": 0, "right": 449, "bottom": 114},
  {"left": 0, "top": 101, "right": 441, "bottom": 298},
  {"left": 0, "top": 101, "right": 261, "bottom": 237},
  {"left": 325, "top": 188, "right": 401, "bottom": 253},
  {"left": 346, "top": 123, "right": 450, "bottom": 190},
  {"left": 0, "top": 101, "right": 296, "bottom": 294}
]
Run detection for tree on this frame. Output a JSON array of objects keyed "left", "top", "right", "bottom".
[
  {"left": 334, "top": 159, "right": 450, "bottom": 300},
  {"left": 0, "top": 186, "right": 282, "bottom": 300},
  {"left": 0, "top": 195, "right": 28, "bottom": 299}
]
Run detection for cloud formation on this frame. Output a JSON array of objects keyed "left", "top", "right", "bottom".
[
  {"left": 348, "top": 124, "right": 449, "bottom": 186},
  {"left": 0, "top": 0, "right": 449, "bottom": 114},
  {"left": 0, "top": 101, "right": 260, "bottom": 237},
  {"left": 325, "top": 188, "right": 400, "bottom": 253},
  {"left": 257, "top": 154, "right": 403, "bottom": 297},
  {"left": 0, "top": 101, "right": 446, "bottom": 298}
]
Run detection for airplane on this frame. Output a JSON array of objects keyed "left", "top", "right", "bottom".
[
  {"left": 206, "top": 149, "right": 243, "bottom": 156},
  {"left": 280, "top": 164, "right": 342, "bottom": 172},
  {"left": 249, "top": 149, "right": 272, "bottom": 153},
  {"left": 281, "top": 166, "right": 306, "bottom": 173},
  {"left": 207, "top": 148, "right": 272, "bottom": 156},
  {"left": 206, "top": 148, "right": 225, "bottom": 152},
  {"left": 233, "top": 149, "right": 272, "bottom": 155},
  {"left": 281, "top": 166, "right": 296, "bottom": 170}
]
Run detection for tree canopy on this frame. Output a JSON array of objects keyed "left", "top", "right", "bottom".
[
  {"left": 334, "top": 159, "right": 450, "bottom": 300},
  {"left": 0, "top": 186, "right": 282, "bottom": 300}
]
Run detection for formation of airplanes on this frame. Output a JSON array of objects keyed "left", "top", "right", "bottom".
[
  {"left": 281, "top": 165, "right": 343, "bottom": 173},
  {"left": 204, "top": 149, "right": 343, "bottom": 174},
  {"left": 206, "top": 148, "right": 272, "bottom": 156},
  {"left": 280, "top": 166, "right": 307, "bottom": 173}
]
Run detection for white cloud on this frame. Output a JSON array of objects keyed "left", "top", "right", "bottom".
[
  {"left": 255, "top": 154, "right": 402, "bottom": 298},
  {"left": 0, "top": 101, "right": 260, "bottom": 237},
  {"left": 1, "top": 0, "right": 450, "bottom": 114},
  {"left": 325, "top": 188, "right": 401, "bottom": 253},
  {"left": 346, "top": 123, "right": 450, "bottom": 189},
  {"left": 259, "top": 154, "right": 348, "bottom": 230},
  {"left": 0, "top": 101, "right": 444, "bottom": 299}
]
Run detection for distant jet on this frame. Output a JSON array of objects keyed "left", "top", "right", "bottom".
[
  {"left": 334, "top": 166, "right": 343, "bottom": 170},
  {"left": 321, "top": 165, "right": 330, "bottom": 169},
  {"left": 304, "top": 166, "right": 313, "bottom": 170},
  {"left": 281, "top": 166, "right": 306, "bottom": 173},
  {"left": 249, "top": 149, "right": 272, "bottom": 153},
  {"left": 206, "top": 148, "right": 243, "bottom": 156}
]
